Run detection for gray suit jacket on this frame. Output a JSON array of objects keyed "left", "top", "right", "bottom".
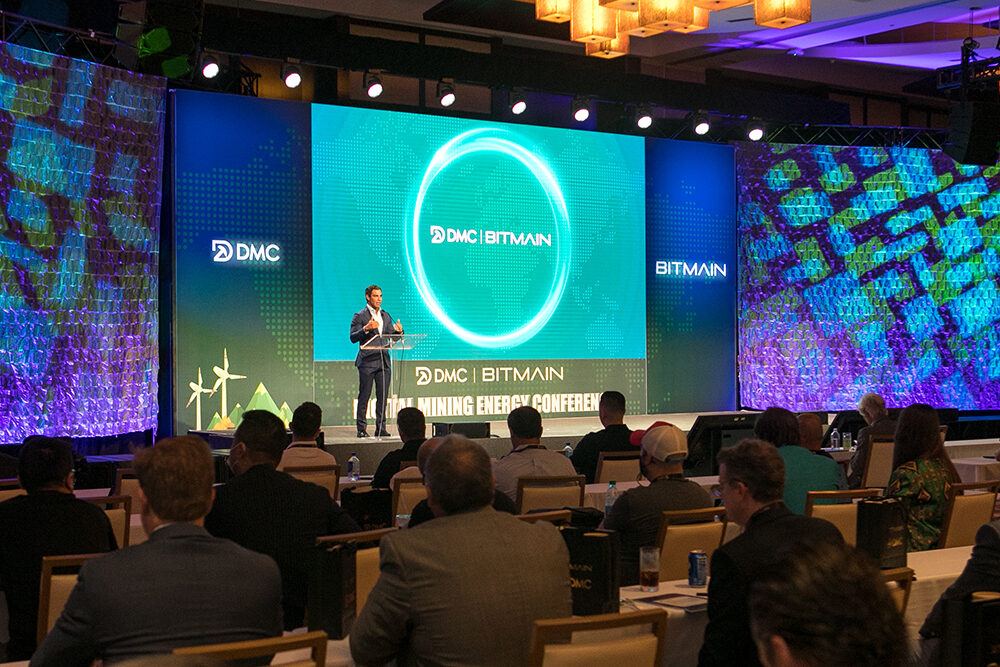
[
  {"left": 350, "top": 505, "right": 572, "bottom": 666},
  {"left": 30, "top": 522, "right": 283, "bottom": 667}
]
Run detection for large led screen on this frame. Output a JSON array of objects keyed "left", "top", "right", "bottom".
[
  {"left": 172, "top": 90, "right": 737, "bottom": 433},
  {"left": 738, "top": 143, "right": 1000, "bottom": 410}
]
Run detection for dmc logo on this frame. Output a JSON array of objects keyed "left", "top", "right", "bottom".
[
  {"left": 212, "top": 240, "right": 233, "bottom": 262},
  {"left": 212, "top": 240, "right": 281, "bottom": 263},
  {"left": 415, "top": 366, "right": 468, "bottom": 385},
  {"left": 430, "top": 226, "right": 446, "bottom": 244}
]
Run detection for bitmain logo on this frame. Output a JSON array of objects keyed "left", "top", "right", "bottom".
[
  {"left": 429, "top": 225, "right": 552, "bottom": 247},
  {"left": 212, "top": 240, "right": 281, "bottom": 263},
  {"left": 655, "top": 260, "right": 727, "bottom": 278}
]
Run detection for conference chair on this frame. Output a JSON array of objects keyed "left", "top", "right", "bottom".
[
  {"left": 83, "top": 494, "right": 132, "bottom": 547},
  {"left": 112, "top": 467, "right": 142, "bottom": 510},
  {"left": 398, "top": 459, "right": 418, "bottom": 472},
  {"left": 595, "top": 452, "right": 641, "bottom": 484},
  {"left": 516, "top": 475, "right": 586, "bottom": 514},
  {"left": 0, "top": 477, "right": 24, "bottom": 502},
  {"left": 37, "top": 553, "right": 103, "bottom": 646},
  {"left": 804, "top": 488, "right": 883, "bottom": 546},
  {"left": 174, "top": 630, "right": 328, "bottom": 667},
  {"left": 939, "top": 480, "right": 1000, "bottom": 549},
  {"left": 391, "top": 477, "right": 427, "bottom": 519},
  {"left": 861, "top": 436, "right": 895, "bottom": 489},
  {"left": 528, "top": 608, "right": 667, "bottom": 667},
  {"left": 655, "top": 506, "right": 727, "bottom": 581},
  {"left": 317, "top": 527, "right": 397, "bottom": 613},
  {"left": 284, "top": 464, "right": 341, "bottom": 499},
  {"left": 516, "top": 509, "right": 573, "bottom": 525},
  {"left": 881, "top": 567, "right": 914, "bottom": 615}
]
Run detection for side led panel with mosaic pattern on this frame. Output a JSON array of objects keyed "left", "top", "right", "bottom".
[
  {"left": 738, "top": 143, "right": 1000, "bottom": 410},
  {"left": 0, "top": 42, "right": 165, "bottom": 441}
]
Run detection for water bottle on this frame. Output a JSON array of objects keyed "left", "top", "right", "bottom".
[
  {"left": 605, "top": 481, "right": 620, "bottom": 517},
  {"left": 348, "top": 452, "right": 361, "bottom": 482},
  {"left": 563, "top": 442, "right": 573, "bottom": 457},
  {"left": 829, "top": 428, "right": 841, "bottom": 450}
]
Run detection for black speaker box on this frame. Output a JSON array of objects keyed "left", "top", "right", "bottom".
[
  {"left": 944, "top": 102, "right": 1000, "bottom": 166},
  {"left": 432, "top": 422, "right": 491, "bottom": 438}
]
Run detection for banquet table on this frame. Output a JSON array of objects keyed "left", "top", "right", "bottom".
[
  {"left": 951, "top": 456, "right": 1000, "bottom": 483},
  {"left": 903, "top": 544, "right": 973, "bottom": 637},
  {"left": 584, "top": 476, "right": 720, "bottom": 510}
]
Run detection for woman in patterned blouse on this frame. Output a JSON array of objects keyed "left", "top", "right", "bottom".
[{"left": 887, "top": 404, "right": 960, "bottom": 551}]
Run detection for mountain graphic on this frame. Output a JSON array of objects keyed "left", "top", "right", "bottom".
[
  {"left": 245, "top": 382, "right": 281, "bottom": 416},
  {"left": 229, "top": 403, "right": 245, "bottom": 428},
  {"left": 279, "top": 402, "right": 293, "bottom": 427},
  {"left": 206, "top": 412, "right": 221, "bottom": 430}
]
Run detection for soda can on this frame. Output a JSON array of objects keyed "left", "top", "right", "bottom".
[{"left": 688, "top": 549, "right": 708, "bottom": 587}]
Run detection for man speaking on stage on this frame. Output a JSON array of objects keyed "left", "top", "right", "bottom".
[{"left": 350, "top": 284, "right": 402, "bottom": 438}]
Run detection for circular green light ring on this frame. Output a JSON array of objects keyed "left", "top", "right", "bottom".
[{"left": 406, "top": 129, "right": 571, "bottom": 348}]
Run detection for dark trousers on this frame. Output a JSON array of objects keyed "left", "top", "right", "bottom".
[{"left": 356, "top": 363, "right": 389, "bottom": 434}]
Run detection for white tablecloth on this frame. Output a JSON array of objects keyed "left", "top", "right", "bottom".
[
  {"left": 585, "top": 477, "right": 720, "bottom": 510},
  {"left": 904, "top": 545, "right": 973, "bottom": 638},
  {"left": 951, "top": 456, "right": 1000, "bottom": 483},
  {"left": 622, "top": 580, "right": 709, "bottom": 667}
]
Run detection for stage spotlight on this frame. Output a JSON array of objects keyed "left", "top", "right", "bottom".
[
  {"left": 200, "top": 54, "right": 219, "bottom": 79},
  {"left": 510, "top": 89, "right": 527, "bottom": 115},
  {"left": 636, "top": 104, "right": 653, "bottom": 130},
  {"left": 746, "top": 120, "right": 765, "bottom": 142},
  {"left": 364, "top": 71, "right": 383, "bottom": 98},
  {"left": 572, "top": 96, "right": 591, "bottom": 122},
  {"left": 437, "top": 80, "right": 456, "bottom": 107},
  {"left": 692, "top": 112, "right": 710, "bottom": 136},
  {"left": 282, "top": 63, "right": 301, "bottom": 89}
]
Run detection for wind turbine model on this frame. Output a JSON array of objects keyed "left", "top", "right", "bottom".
[
  {"left": 186, "top": 367, "right": 215, "bottom": 430},
  {"left": 212, "top": 348, "right": 246, "bottom": 418}
]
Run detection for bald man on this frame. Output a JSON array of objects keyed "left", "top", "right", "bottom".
[{"left": 407, "top": 438, "right": 516, "bottom": 528}]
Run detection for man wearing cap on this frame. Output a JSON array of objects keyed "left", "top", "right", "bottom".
[{"left": 604, "top": 422, "right": 713, "bottom": 586}]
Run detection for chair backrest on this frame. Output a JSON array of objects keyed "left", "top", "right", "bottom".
[
  {"left": 595, "top": 452, "right": 640, "bottom": 485},
  {"left": 112, "top": 468, "right": 142, "bottom": 510},
  {"left": 804, "top": 488, "right": 883, "bottom": 546},
  {"left": 516, "top": 509, "right": 573, "bottom": 525},
  {"left": 174, "top": 630, "right": 328, "bottom": 666},
  {"left": 398, "top": 459, "right": 418, "bottom": 472},
  {"left": 516, "top": 475, "right": 586, "bottom": 514},
  {"left": 284, "top": 464, "right": 341, "bottom": 499},
  {"left": 0, "top": 477, "right": 25, "bottom": 502},
  {"left": 656, "top": 507, "right": 727, "bottom": 581},
  {"left": 528, "top": 609, "right": 667, "bottom": 667},
  {"left": 939, "top": 481, "right": 1000, "bottom": 549},
  {"left": 391, "top": 477, "right": 427, "bottom": 517},
  {"left": 881, "top": 567, "right": 914, "bottom": 615},
  {"left": 317, "top": 528, "right": 396, "bottom": 613},
  {"left": 37, "top": 553, "right": 103, "bottom": 645},
  {"left": 861, "top": 437, "right": 895, "bottom": 488},
  {"left": 83, "top": 494, "right": 133, "bottom": 548}
]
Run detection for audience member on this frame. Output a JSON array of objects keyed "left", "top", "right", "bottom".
[
  {"left": 350, "top": 435, "right": 571, "bottom": 665},
  {"left": 570, "top": 390, "right": 633, "bottom": 483},
  {"left": 796, "top": 413, "right": 830, "bottom": 457},
  {"left": 371, "top": 407, "right": 426, "bottom": 489},
  {"left": 407, "top": 437, "right": 516, "bottom": 528},
  {"left": 749, "top": 540, "right": 907, "bottom": 667},
  {"left": 754, "top": 407, "right": 839, "bottom": 514},
  {"left": 30, "top": 436, "right": 281, "bottom": 666},
  {"left": 887, "top": 403, "right": 959, "bottom": 552},
  {"left": 919, "top": 519, "right": 1000, "bottom": 662},
  {"left": 276, "top": 401, "right": 337, "bottom": 470},
  {"left": 205, "top": 410, "right": 359, "bottom": 629},
  {"left": 0, "top": 437, "right": 116, "bottom": 660},
  {"left": 850, "top": 393, "right": 896, "bottom": 488},
  {"left": 493, "top": 405, "right": 576, "bottom": 502},
  {"left": 604, "top": 423, "right": 712, "bottom": 585},
  {"left": 698, "top": 439, "right": 843, "bottom": 667}
]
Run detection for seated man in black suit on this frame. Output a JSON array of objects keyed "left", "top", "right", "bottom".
[
  {"left": 570, "top": 390, "right": 634, "bottom": 483},
  {"left": 749, "top": 541, "right": 906, "bottom": 667},
  {"left": 206, "top": 410, "right": 360, "bottom": 629},
  {"left": 407, "top": 437, "right": 517, "bottom": 528},
  {"left": 698, "top": 439, "right": 843, "bottom": 667},
  {"left": 0, "top": 437, "right": 117, "bottom": 660},
  {"left": 371, "top": 407, "right": 426, "bottom": 489},
  {"left": 31, "top": 436, "right": 282, "bottom": 666},
  {"left": 919, "top": 519, "right": 1000, "bottom": 663}
]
